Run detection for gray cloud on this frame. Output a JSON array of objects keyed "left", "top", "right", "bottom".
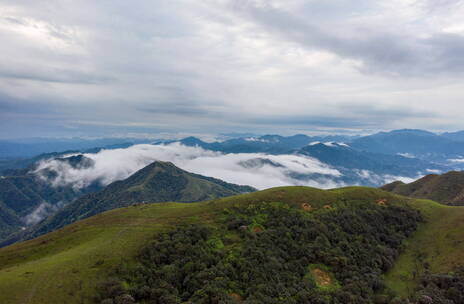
[
  {"left": 1, "top": 0, "right": 464, "bottom": 138},
  {"left": 0, "top": 64, "right": 113, "bottom": 84},
  {"left": 226, "top": 0, "right": 464, "bottom": 76}
]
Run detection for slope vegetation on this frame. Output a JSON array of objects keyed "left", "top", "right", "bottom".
[
  {"left": 8, "top": 161, "right": 254, "bottom": 246},
  {"left": 0, "top": 187, "right": 463, "bottom": 303},
  {"left": 382, "top": 171, "right": 464, "bottom": 205},
  {"left": 0, "top": 171, "right": 98, "bottom": 241}
]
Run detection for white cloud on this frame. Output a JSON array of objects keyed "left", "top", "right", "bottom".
[
  {"left": 22, "top": 202, "right": 62, "bottom": 225},
  {"left": 354, "top": 169, "right": 423, "bottom": 185},
  {"left": 397, "top": 152, "right": 416, "bottom": 158},
  {"left": 382, "top": 174, "right": 422, "bottom": 184}
]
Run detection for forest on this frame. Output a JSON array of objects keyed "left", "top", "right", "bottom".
[{"left": 98, "top": 200, "right": 429, "bottom": 303}]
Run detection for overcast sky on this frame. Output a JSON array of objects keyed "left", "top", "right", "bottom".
[{"left": 1, "top": 0, "right": 464, "bottom": 139}]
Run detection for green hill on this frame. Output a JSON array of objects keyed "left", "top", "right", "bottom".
[
  {"left": 381, "top": 171, "right": 464, "bottom": 205},
  {"left": 9, "top": 161, "right": 254, "bottom": 246},
  {"left": 0, "top": 186, "right": 463, "bottom": 303}
]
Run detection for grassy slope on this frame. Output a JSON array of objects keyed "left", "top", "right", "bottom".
[
  {"left": 382, "top": 171, "right": 464, "bottom": 205},
  {"left": 0, "top": 186, "right": 463, "bottom": 303},
  {"left": 384, "top": 199, "right": 464, "bottom": 297}
]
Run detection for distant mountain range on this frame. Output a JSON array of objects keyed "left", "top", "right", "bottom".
[
  {"left": 4, "top": 129, "right": 464, "bottom": 175},
  {"left": 382, "top": 171, "right": 464, "bottom": 206},
  {"left": 350, "top": 129, "right": 464, "bottom": 164},
  {"left": 297, "top": 142, "right": 447, "bottom": 185},
  {"left": 167, "top": 132, "right": 452, "bottom": 186},
  {"left": 161, "top": 134, "right": 358, "bottom": 154},
  {"left": 4, "top": 129, "right": 464, "bottom": 160}
]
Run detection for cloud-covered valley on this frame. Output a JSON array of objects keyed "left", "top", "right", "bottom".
[{"left": 33, "top": 143, "right": 423, "bottom": 190}]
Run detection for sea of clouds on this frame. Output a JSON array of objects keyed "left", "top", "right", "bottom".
[
  {"left": 33, "top": 143, "right": 427, "bottom": 191},
  {"left": 34, "top": 143, "right": 346, "bottom": 190}
]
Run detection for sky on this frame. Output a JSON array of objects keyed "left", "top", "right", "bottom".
[{"left": 1, "top": 0, "right": 464, "bottom": 139}]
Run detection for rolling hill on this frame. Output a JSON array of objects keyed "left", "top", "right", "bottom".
[
  {"left": 0, "top": 186, "right": 463, "bottom": 303},
  {"left": 4, "top": 161, "right": 254, "bottom": 246},
  {"left": 382, "top": 171, "right": 464, "bottom": 205}
]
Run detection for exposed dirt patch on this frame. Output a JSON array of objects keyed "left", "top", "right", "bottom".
[
  {"left": 377, "top": 199, "right": 388, "bottom": 206},
  {"left": 275, "top": 191, "right": 285, "bottom": 199},
  {"left": 301, "top": 203, "right": 313, "bottom": 211},
  {"left": 252, "top": 226, "right": 264, "bottom": 233},
  {"left": 323, "top": 205, "right": 332, "bottom": 210},
  {"left": 229, "top": 293, "right": 244, "bottom": 302},
  {"left": 311, "top": 268, "right": 332, "bottom": 287}
]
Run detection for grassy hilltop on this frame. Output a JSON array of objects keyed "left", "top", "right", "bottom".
[
  {"left": 382, "top": 171, "right": 464, "bottom": 206},
  {"left": 0, "top": 186, "right": 463, "bottom": 303}
]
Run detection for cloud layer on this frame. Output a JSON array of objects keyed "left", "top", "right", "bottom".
[
  {"left": 34, "top": 143, "right": 344, "bottom": 190},
  {"left": 1, "top": 0, "right": 464, "bottom": 137},
  {"left": 34, "top": 143, "right": 424, "bottom": 191}
]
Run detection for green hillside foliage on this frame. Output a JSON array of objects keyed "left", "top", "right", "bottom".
[
  {"left": 16, "top": 161, "right": 254, "bottom": 246},
  {"left": 384, "top": 199, "right": 464, "bottom": 299},
  {"left": 0, "top": 173, "right": 97, "bottom": 241},
  {"left": 98, "top": 201, "right": 420, "bottom": 303},
  {"left": 413, "top": 268, "right": 464, "bottom": 303},
  {"left": 0, "top": 201, "right": 22, "bottom": 240},
  {"left": 0, "top": 187, "right": 463, "bottom": 303},
  {"left": 382, "top": 171, "right": 464, "bottom": 205}
]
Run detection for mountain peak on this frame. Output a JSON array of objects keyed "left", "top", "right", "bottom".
[
  {"left": 144, "top": 160, "right": 177, "bottom": 170},
  {"left": 180, "top": 137, "right": 207, "bottom": 146},
  {"left": 18, "top": 161, "right": 255, "bottom": 243}
]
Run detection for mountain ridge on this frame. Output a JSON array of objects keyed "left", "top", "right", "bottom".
[
  {"left": 3, "top": 161, "right": 255, "bottom": 246},
  {"left": 381, "top": 171, "right": 464, "bottom": 205}
]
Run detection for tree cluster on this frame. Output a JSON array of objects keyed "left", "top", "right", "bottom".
[{"left": 98, "top": 201, "right": 422, "bottom": 303}]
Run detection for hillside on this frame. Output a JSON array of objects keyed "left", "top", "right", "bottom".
[
  {"left": 381, "top": 171, "right": 464, "bottom": 205},
  {"left": 7, "top": 161, "right": 254, "bottom": 246},
  {"left": 0, "top": 187, "right": 463, "bottom": 303},
  {"left": 0, "top": 170, "right": 100, "bottom": 241}
]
